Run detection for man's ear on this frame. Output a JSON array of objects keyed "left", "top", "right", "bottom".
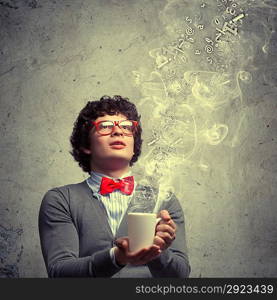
[{"left": 80, "top": 147, "right": 91, "bottom": 155}]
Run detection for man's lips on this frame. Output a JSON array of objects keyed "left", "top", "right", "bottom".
[
  {"left": 110, "top": 144, "right": 125, "bottom": 149},
  {"left": 110, "top": 141, "right": 126, "bottom": 146},
  {"left": 110, "top": 141, "right": 126, "bottom": 149}
]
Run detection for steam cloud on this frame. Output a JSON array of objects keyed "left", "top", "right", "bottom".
[{"left": 130, "top": 0, "right": 276, "bottom": 212}]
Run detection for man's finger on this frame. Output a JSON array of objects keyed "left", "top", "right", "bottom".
[
  {"left": 139, "top": 248, "right": 161, "bottom": 263},
  {"left": 153, "top": 235, "right": 166, "bottom": 249},
  {"left": 158, "top": 210, "right": 178, "bottom": 231},
  {"left": 159, "top": 210, "right": 171, "bottom": 221},
  {"left": 156, "top": 231, "right": 173, "bottom": 244},
  {"left": 131, "top": 246, "right": 161, "bottom": 265},
  {"left": 167, "top": 219, "right": 177, "bottom": 230},
  {"left": 128, "top": 246, "right": 159, "bottom": 264},
  {"left": 128, "top": 245, "right": 159, "bottom": 258},
  {"left": 156, "top": 224, "right": 175, "bottom": 236},
  {"left": 159, "top": 218, "right": 177, "bottom": 231}
]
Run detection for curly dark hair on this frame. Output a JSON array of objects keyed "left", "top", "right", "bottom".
[{"left": 70, "top": 95, "right": 143, "bottom": 174}]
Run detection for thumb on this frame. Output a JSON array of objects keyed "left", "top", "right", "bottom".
[
  {"left": 121, "top": 238, "right": 129, "bottom": 250},
  {"left": 158, "top": 210, "right": 171, "bottom": 221},
  {"left": 115, "top": 237, "right": 129, "bottom": 249}
]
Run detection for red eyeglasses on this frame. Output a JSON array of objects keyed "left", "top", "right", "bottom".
[{"left": 91, "top": 120, "right": 138, "bottom": 136}]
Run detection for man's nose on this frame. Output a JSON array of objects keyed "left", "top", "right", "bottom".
[{"left": 112, "top": 123, "right": 124, "bottom": 135}]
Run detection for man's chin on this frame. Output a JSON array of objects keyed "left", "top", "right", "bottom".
[{"left": 102, "top": 156, "right": 131, "bottom": 168}]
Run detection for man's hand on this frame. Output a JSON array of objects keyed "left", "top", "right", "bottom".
[
  {"left": 114, "top": 210, "right": 176, "bottom": 265},
  {"left": 114, "top": 237, "right": 161, "bottom": 266},
  {"left": 154, "top": 210, "right": 177, "bottom": 251}
]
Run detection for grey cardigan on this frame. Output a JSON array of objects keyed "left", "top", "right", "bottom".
[{"left": 38, "top": 180, "right": 191, "bottom": 278}]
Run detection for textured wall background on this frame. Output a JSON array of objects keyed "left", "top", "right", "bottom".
[{"left": 0, "top": 0, "right": 276, "bottom": 277}]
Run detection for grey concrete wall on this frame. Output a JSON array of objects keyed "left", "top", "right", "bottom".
[{"left": 0, "top": 0, "right": 276, "bottom": 277}]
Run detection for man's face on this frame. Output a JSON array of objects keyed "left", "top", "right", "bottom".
[{"left": 83, "top": 113, "right": 135, "bottom": 168}]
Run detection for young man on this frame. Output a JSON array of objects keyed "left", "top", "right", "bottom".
[{"left": 39, "top": 95, "right": 191, "bottom": 277}]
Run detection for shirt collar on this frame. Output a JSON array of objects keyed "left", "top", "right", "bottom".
[{"left": 90, "top": 169, "right": 132, "bottom": 182}]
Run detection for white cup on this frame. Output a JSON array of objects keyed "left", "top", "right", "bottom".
[{"left": 127, "top": 212, "right": 161, "bottom": 252}]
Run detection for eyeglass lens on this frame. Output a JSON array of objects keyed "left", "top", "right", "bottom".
[{"left": 98, "top": 120, "right": 135, "bottom": 134}]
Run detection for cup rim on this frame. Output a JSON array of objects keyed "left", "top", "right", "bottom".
[{"left": 128, "top": 212, "right": 157, "bottom": 216}]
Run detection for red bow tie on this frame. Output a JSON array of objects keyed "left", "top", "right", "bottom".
[{"left": 99, "top": 176, "right": 134, "bottom": 196}]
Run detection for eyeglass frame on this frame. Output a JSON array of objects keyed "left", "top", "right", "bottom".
[{"left": 91, "top": 119, "right": 139, "bottom": 136}]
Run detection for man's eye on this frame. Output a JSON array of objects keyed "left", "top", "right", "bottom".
[
  {"left": 120, "top": 121, "right": 133, "bottom": 128},
  {"left": 100, "top": 122, "right": 113, "bottom": 129}
]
